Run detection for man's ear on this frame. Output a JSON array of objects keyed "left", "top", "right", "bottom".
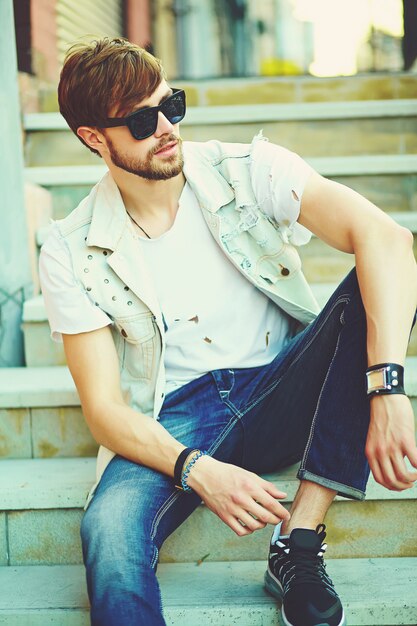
[{"left": 77, "top": 126, "right": 107, "bottom": 155}]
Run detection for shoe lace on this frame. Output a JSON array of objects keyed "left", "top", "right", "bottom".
[{"left": 272, "top": 524, "right": 336, "bottom": 595}]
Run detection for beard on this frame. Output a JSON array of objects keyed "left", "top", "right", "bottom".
[{"left": 105, "top": 133, "right": 184, "bottom": 181}]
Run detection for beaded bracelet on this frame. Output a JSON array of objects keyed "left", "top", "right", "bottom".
[{"left": 181, "top": 449, "right": 207, "bottom": 492}]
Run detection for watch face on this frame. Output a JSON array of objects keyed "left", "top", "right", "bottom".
[{"left": 366, "top": 367, "right": 387, "bottom": 392}]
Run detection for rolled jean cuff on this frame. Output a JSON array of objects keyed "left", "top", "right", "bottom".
[{"left": 297, "top": 469, "right": 366, "bottom": 501}]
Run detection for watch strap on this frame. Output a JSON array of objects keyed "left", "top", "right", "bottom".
[{"left": 366, "top": 363, "right": 405, "bottom": 398}]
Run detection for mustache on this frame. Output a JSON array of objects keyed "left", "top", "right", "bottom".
[{"left": 152, "top": 135, "right": 182, "bottom": 156}]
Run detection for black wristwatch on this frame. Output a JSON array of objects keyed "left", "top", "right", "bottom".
[{"left": 365, "top": 363, "right": 405, "bottom": 398}]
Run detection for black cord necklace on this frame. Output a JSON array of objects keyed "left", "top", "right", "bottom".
[{"left": 126, "top": 211, "right": 151, "bottom": 239}]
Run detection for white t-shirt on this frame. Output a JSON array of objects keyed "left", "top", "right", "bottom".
[
  {"left": 39, "top": 142, "right": 314, "bottom": 393},
  {"left": 137, "top": 182, "right": 294, "bottom": 393}
]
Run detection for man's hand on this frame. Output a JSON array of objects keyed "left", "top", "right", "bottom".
[
  {"left": 365, "top": 394, "right": 417, "bottom": 491},
  {"left": 186, "top": 455, "right": 290, "bottom": 536}
]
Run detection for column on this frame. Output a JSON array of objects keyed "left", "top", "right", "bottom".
[{"left": 0, "top": 0, "right": 33, "bottom": 366}]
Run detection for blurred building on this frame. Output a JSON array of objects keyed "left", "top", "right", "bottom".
[
  {"left": 152, "top": 0, "right": 406, "bottom": 79},
  {"left": 13, "top": 0, "right": 151, "bottom": 84},
  {"left": 13, "top": 0, "right": 410, "bottom": 89},
  {"left": 152, "top": 0, "right": 315, "bottom": 79}
]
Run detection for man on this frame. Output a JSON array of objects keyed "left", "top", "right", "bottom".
[{"left": 39, "top": 37, "right": 417, "bottom": 626}]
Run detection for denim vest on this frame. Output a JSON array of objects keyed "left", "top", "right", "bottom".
[{"left": 56, "top": 135, "right": 320, "bottom": 501}]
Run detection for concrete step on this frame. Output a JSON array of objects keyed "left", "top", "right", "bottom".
[
  {"left": 36, "top": 72, "right": 417, "bottom": 114},
  {"left": 0, "top": 366, "right": 96, "bottom": 459},
  {"left": 332, "top": 174, "right": 417, "bottom": 214},
  {"left": 24, "top": 100, "right": 417, "bottom": 167},
  {"left": 0, "top": 558, "right": 416, "bottom": 625},
  {"left": 21, "top": 296, "right": 67, "bottom": 368},
  {"left": 0, "top": 456, "right": 416, "bottom": 566},
  {"left": 26, "top": 100, "right": 417, "bottom": 132}
]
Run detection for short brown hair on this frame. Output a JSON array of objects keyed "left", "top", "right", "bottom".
[{"left": 58, "top": 37, "right": 165, "bottom": 155}]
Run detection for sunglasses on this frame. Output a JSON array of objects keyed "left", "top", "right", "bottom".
[{"left": 101, "top": 88, "right": 186, "bottom": 140}]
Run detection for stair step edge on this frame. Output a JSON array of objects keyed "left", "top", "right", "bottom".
[
  {"left": 23, "top": 99, "right": 417, "bottom": 131},
  {"left": 0, "top": 457, "right": 415, "bottom": 510},
  {"left": 0, "top": 559, "right": 415, "bottom": 626}
]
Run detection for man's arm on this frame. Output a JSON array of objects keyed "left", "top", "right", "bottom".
[
  {"left": 299, "top": 172, "right": 417, "bottom": 491},
  {"left": 63, "top": 326, "right": 185, "bottom": 475},
  {"left": 63, "top": 326, "right": 290, "bottom": 534}
]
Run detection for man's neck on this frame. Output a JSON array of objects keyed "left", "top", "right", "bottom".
[{"left": 111, "top": 166, "right": 186, "bottom": 221}]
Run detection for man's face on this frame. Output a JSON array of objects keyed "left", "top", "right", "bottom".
[{"left": 102, "top": 80, "right": 184, "bottom": 181}]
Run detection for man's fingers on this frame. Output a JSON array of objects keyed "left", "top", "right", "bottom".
[
  {"left": 252, "top": 491, "right": 290, "bottom": 522},
  {"left": 392, "top": 451, "right": 417, "bottom": 484},
  {"left": 235, "top": 510, "right": 267, "bottom": 532},
  {"left": 261, "top": 479, "right": 287, "bottom": 500},
  {"left": 404, "top": 441, "right": 417, "bottom": 471},
  {"left": 369, "top": 445, "right": 416, "bottom": 490},
  {"left": 369, "top": 456, "right": 384, "bottom": 486},
  {"left": 226, "top": 516, "right": 253, "bottom": 537},
  {"left": 244, "top": 500, "right": 283, "bottom": 525},
  {"left": 378, "top": 456, "right": 412, "bottom": 491}
]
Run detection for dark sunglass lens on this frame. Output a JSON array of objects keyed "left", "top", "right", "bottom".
[
  {"left": 126, "top": 92, "right": 185, "bottom": 139},
  {"left": 129, "top": 109, "right": 158, "bottom": 140},
  {"left": 162, "top": 93, "right": 185, "bottom": 124}
]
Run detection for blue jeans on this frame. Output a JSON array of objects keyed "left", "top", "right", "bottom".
[{"left": 80, "top": 268, "right": 413, "bottom": 625}]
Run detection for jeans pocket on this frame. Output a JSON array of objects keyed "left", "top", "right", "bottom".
[{"left": 211, "top": 369, "right": 235, "bottom": 402}]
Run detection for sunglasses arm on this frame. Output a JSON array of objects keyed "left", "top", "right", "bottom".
[{"left": 101, "top": 118, "right": 128, "bottom": 128}]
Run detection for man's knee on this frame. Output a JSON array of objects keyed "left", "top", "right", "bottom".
[{"left": 80, "top": 489, "right": 155, "bottom": 568}]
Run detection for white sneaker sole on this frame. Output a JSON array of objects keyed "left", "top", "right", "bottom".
[
  {"left": 264, "top": 566, "right": 284, "bottom": 602},
  {"left": 264, "top": 568, "right": 347, "bottom": 626}
]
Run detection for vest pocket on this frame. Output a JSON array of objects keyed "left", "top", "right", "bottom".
[{"left": 114, "top": 313, "right": 156, "bottom": 380}]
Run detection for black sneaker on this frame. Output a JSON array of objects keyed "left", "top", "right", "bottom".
[{"left": 264, "top": 524, "right": 346, "bottom": 626}]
